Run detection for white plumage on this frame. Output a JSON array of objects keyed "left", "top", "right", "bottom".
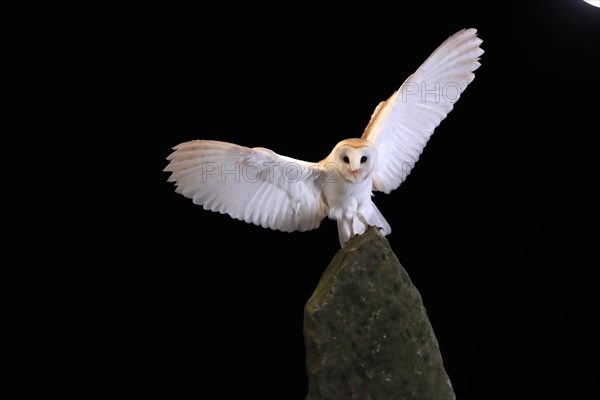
[{"left": 165, "top": 28, "right": 484, "bottom": 246}]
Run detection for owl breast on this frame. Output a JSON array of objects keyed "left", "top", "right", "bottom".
[{"left": 321, "top": 171, "right": 374, "bottom": 221}]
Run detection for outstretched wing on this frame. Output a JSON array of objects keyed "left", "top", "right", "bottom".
[
  {"left": 164, "top": 140, "right": 328, "bottom": 232},
  {"left": 362, "top": 28, "right": 484, "bottom": 194}
]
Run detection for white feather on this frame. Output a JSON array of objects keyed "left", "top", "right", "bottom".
[
  {"left": 164, "top": 140, "right": 327, "bottom": 232},
  {"left": 363, "top": 28, "right": 484, "bottom": 193}
]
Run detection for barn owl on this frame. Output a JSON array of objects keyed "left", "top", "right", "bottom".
[{"left": 165, "top": 28, "right": 483, "bottom": 247}]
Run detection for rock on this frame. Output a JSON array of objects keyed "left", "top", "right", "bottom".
[{"left": 304, "top": 228, "right": 455, "bottom": 400}]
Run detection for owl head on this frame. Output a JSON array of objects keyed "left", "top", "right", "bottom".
[{"left": 330, "top": 139, "right": 377, "bottom": 183}]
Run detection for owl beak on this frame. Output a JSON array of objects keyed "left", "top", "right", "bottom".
[{"left": 351, "top": 169, "right": 359, "bottom": 177}]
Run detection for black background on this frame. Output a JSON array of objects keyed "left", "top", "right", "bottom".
[{"left": 104, "top": 1, "right": 598, "bottom": 398}]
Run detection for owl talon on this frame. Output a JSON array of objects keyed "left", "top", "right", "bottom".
[{"left": 365, "top": 224, "right": 386, "bottom": 236}]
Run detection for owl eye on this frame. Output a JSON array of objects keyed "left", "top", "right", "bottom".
[
  {"left": 343, "top": 156, "right": 349, "bottom": 163},
  {"left": 360, "top": 156, "right": 368, "bottom": 163}
]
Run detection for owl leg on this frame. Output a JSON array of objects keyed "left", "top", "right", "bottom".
[
  {"left": 357, "top": 211, "right": 370, "bottom": 230},
  {"left": 345, "top": 209, "right": 359, "bottom": 240},
  {"left": 337, "top": 217, "right": 354, "bottom": 247},
  {"left": 355, "top": 203, "right": 376, "bottom": 234},
  {"left": 343, "top": 211, "right": 355, "bottom": 238}
]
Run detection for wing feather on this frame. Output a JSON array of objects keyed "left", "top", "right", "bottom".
[
  {"left": 165, "top": 140, "right": 328, "bottom": 232},
  {"left": 363, "top": 28, "right": 484, "bottom": 193}
]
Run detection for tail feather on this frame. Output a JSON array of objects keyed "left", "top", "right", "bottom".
[{"left": 366, "top": 203, "right": 392, "bottom": 235}]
